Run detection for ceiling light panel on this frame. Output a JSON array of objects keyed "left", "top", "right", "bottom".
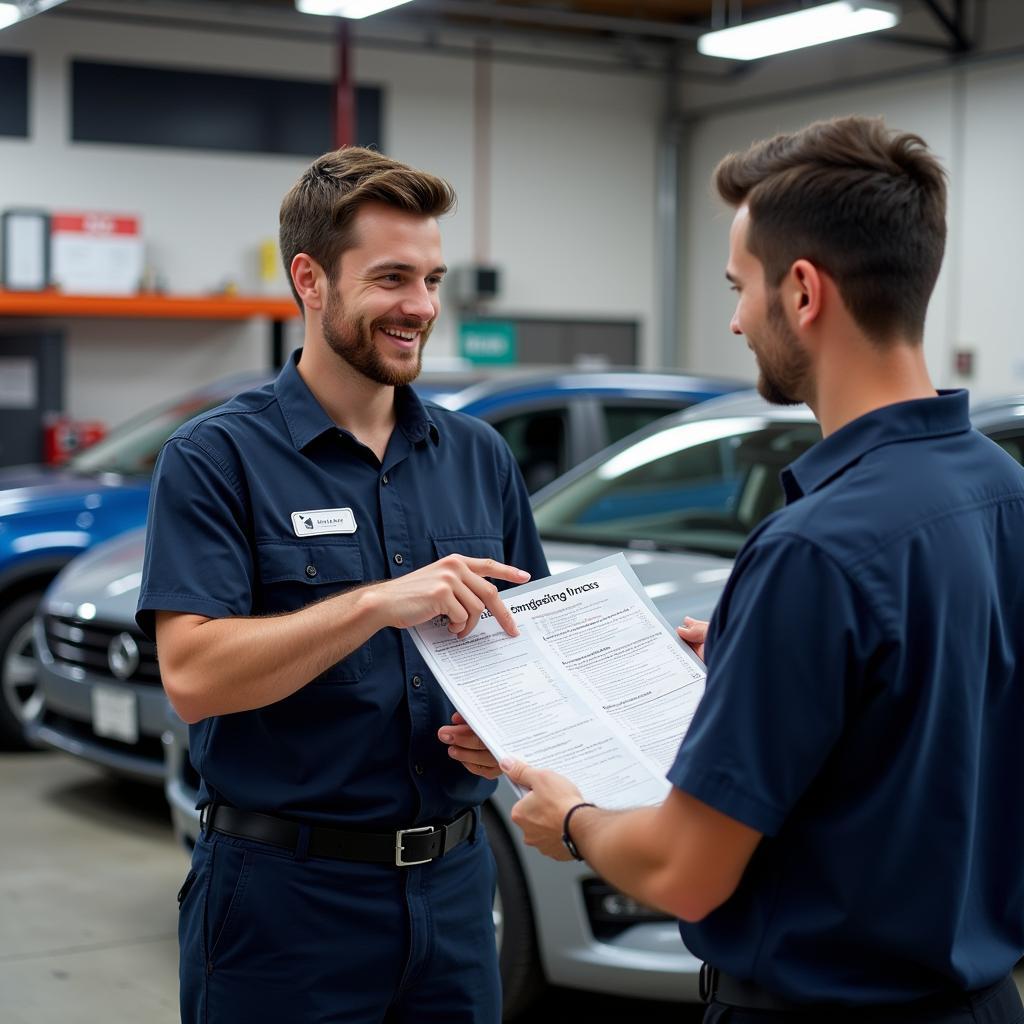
[
  {"left": 697, "top": 1, "right": 901, "bottom": 61},
  {"left": 296, "top": 0, "right": 415, "bottom": 18}
]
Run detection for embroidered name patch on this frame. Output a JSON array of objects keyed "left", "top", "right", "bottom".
[{"left": 290, "top": 508, "right": 358, "bottom": 537}]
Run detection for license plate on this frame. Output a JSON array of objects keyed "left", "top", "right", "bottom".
[{"left": 91, "top": 686, "right": 138, "bottom": 744}]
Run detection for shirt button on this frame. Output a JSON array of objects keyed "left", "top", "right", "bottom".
[
  {"left": 393, "top": 553, "right": 404, "bottom": 566},
  {"left": 411, "top": 675, "right": 422, "bottom": 688},
  {"left": 414, "top": 763, "right": 425, "bottom": 776},
  {"left": 305, "top": 565, "right": 317, "bottom": 578},
  {"left": 382, "top": 473, "right": 389, "bottom": 485}
]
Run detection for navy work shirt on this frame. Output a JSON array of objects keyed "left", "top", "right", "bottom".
[
  {"left": 668, "top": 391, "right": 1024, "bottom": 1004},
  {"left": 137, "top": 351, "right": 548, "bottom": 828}
]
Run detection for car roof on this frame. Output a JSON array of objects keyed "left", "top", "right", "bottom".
[
  {"left": 183, "top": 365, "right": 749, "bottom": 415},
  {"left": 530, "top": 388, "right": 1024, "bottom": 507},
  {"left": 432, "top": 368, "right": 749, "bottom": 412}
]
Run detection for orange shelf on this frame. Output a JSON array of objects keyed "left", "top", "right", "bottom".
[{"left": 0, "top": 290, "right": 299, "bottom": 321}]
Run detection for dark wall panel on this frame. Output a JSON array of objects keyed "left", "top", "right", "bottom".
[
  {"left": 71, "top": 60, "right": 381, "bottom": 156},
  {"left": 0, "top": 54, "right": 29, "bottom": 138}
]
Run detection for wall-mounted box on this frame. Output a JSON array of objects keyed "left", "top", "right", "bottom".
[{"left": 453, "top": 264, "right": 501, "bottom": 305}]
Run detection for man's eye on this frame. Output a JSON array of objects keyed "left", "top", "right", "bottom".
[{"left": 427, "top": 276, "right": 444, "bottom": 288}]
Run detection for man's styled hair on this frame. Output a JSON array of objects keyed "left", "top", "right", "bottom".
[
  {"left": 279, "top": 146, "right": 456, "bottom": 309},
  {"left": 714, "top": 115, "right": 947, "bottom": 343}
]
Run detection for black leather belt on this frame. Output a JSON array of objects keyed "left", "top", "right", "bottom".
[
  {"left": 700, "top": 964, "right": 1019, "bottom": 1021},
  {"left": 203, "top": 803, "right": 476, "bottom": 867}
]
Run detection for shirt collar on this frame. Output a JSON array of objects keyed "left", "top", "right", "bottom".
[
  {"left": 274, "top": 349, "right": 439, "bottom": 452},
  {"left": 782, "top": 389, "right": 971, "bottom": 502}
]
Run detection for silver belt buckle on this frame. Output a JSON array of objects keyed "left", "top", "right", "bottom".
[{"left": 395, "top": 825, "right": 434, "bottom": 866}]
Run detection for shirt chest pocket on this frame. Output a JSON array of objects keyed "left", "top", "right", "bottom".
[
  {"left": 431, "top": 535, "right": 506, "bottom": 571},
  {"left": 255, "top": 541, "right": 371, "bottom": 684}
]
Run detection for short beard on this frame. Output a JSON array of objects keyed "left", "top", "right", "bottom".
[
  {"left": 755, "top": 292, "right": 811, "bottom": 407},
  {"left": 321, "top": 288, "right": 430, "bottom": 387}
]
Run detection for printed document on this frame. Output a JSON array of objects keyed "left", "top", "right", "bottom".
[{"left": 411, "top": 553, "right": 706, "bottom": 809}]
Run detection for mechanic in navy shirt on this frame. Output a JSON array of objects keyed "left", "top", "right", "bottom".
[
  {"left": 137, "top": 147, "right": 547, "bottom": 1024},
  {"left": 484, "top": 117, "right": 1024, "bottom": 1021}
]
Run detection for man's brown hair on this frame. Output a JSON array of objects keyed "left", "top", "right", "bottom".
[
  {"left": 714, "top": 115, "right": 947, "bottom": 342},
  {"left": 279, "top": 146, "right": 456, "bottom": 309}
]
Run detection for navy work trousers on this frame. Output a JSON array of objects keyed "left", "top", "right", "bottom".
[{"left": 177, "top": 819, "right": 500, "bottom": 1024}]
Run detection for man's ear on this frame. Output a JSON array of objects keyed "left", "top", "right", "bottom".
[
  {"left": 787, "top": 259, "right": 824, "bottom": 330},
  {"left": 290, "top": 253, "right": 327, "bottom": 312}
]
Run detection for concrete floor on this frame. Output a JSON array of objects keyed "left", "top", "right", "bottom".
[
  {"left": 0, "top": 751, "right": 185, "bottom": 1024},
  {"left": 2, "top": 751, "right": 1020, "bottom": 1023},
  {"left": 0, "top": 750, "right": 701, "bottom": 1023}
]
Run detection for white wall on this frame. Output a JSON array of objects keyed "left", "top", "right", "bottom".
[
  {"left": 0, "top": 12, "right": 661, "bottom": 425},
  {"left": 4, "top": 6, "right": 1023, "bottom": 423},
  {"left": 679, "top": 52, "right": 1024, "bottom": 397}
]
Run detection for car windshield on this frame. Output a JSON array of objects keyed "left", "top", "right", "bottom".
[
  {"left": 67, "top": 392, "right": 237, "bottom": 477},
  {"left": 534, "top": 415, "right": 822, "bottom": 558}
]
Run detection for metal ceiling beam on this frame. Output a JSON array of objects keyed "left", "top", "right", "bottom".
[
  {"left": 917, "top": 0, "right": 973, "bottom": 53},
  {"left": 409, "top": 1, "right": 705, "bottom": 41}
]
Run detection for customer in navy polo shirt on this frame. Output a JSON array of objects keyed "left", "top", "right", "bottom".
[
  {"left": 137, "top": 148, "right": 547, "bottom": 1023},
  {"left": 484, "top": 116, "right": 1024, "bottom": 1021}
]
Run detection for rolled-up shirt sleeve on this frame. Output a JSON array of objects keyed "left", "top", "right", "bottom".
[
  {"left": 668, "top": 532, "right": 883, "bottom": 836},
  {"left": 136, "top": 435, "right": 254, "bottom": 640}
]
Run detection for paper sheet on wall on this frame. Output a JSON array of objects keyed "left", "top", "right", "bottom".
[{"left": 411, "top": 553, "right": 706, "bottom": 810}]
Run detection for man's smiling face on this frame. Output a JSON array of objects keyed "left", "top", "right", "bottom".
[{"left": 322, "top": 201, "right": 446, "bottom": 387}]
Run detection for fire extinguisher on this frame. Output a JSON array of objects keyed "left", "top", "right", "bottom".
[{"left": 43, "top": 414, "right": 107, "bottom": 465}]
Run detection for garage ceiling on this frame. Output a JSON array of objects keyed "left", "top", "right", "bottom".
[
  {"left": 55, "top": 0, "right": 975, "bottom": 50},
  {"left": 49, "top": 0, "right": 992, "bottom": 102}
]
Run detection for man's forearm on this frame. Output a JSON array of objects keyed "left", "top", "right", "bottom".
[
  {"left": 158, "top": 586, "right": 387, "bottom": 723},
  {"left": 568, "top": 792, "right": 760, "bottom": 923},
  {"left": 567, "top": 806, "right": 697, "bottom": 919}
]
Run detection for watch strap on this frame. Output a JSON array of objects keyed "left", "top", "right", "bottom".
[{"left": 561, "top": 802, "right": 597, "bottom": 861}]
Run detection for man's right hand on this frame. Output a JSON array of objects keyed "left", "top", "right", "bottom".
[
  {"left": 676, "top": 617, "right": 709, "bottom": 661},
  {"left": 158, "top": 555, "right": 531, "bottom": 723},
  {"left": 370, "top": 555, "right": 530, "bottom": 639}
]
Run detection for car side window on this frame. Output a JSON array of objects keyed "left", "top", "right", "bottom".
[
  {"left": 602, "top": 402, "right": 688, "bottom": 447},
  {"left": 490, "top": 409, "right": 569, "bottom": 493},
  {"left": 534, "top": 422, "right": 822, "bottom": 557},
  {"left": 988, "top": 430, "right": 1024, "bottom": 467}
]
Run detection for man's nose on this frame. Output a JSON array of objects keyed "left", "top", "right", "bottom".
[
  {"left": 730, "top": 310, "right": 743, "bottom": 335},
  {"left": 401, "top": 282, "right": 437, "bottom": 321}
]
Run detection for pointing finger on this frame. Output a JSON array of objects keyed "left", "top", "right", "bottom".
[{"left": 464, "top": 558, "right": 531, "bottom": 584}]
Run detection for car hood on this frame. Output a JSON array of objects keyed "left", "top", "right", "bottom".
[
  {"left": 541, "top": 539, "right": 731, "bottom": 624},
  {"left": 43, "top": 527, "right": 148, "bottom": 622},
  {"left": 44, "top": 530, "right": 732, "bottom": 632},
  {"left": 0, "top": 465, "right": 144, "bottom": 520}
]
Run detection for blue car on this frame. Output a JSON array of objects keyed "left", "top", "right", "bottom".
[{"left": 0, "top": 364, "right": 744, "bottom": 746}]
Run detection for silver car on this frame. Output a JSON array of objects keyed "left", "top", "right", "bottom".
[{"left": 30, "top": 391, "right": 1024, "bottom": 1015}]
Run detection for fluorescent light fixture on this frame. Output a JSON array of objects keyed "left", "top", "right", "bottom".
[
  {"left": 697, "top": 1, "right": 900, "bottom": 61},
  {"left": 295, "top": 0, "right": 414, "bottom": 18},
  {"left": 0, "top": 3, "right": 21, "bottom": 30},
  {"left": 0, "top": 0, "right": 72, "bottom": 31}
]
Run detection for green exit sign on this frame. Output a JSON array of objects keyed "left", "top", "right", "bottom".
[{"left": 459, "top": 321, "right": 517, "bottom": 365}]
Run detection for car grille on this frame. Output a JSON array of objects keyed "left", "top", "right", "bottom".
[{"left": 43, "top": 615, "right": 161, "bottom": 685}]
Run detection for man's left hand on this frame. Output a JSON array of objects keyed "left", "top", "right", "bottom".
[
  {"left": 502, "top": 758, "right": 586, "bottom": 861},
  {"left": 438, "top": 712, "right": 502, "bottom": 780}
]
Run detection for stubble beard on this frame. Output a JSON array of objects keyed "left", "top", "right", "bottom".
[
  {"left": 321, "top": 287, "right": 432, "bottom": 388},
  {"left": 753, "top": 292, "right": 811, "bottom": 407}
]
